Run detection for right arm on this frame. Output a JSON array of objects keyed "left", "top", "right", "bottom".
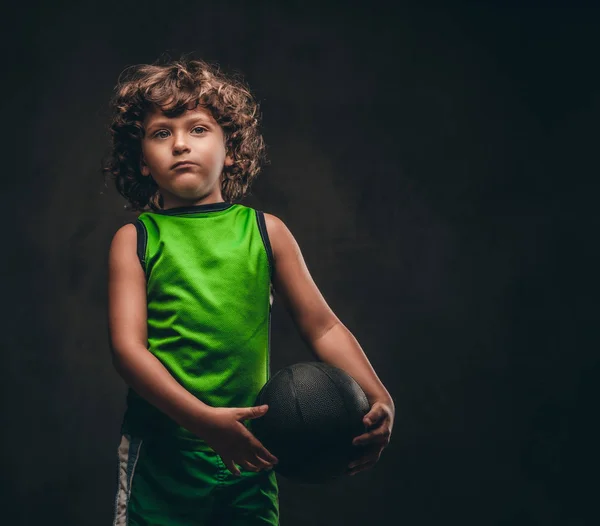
[
  {"left": 107, "top": 223, "right": 213, "bottom": 433},
  {"left": 107, "top": 223, "right": 278, "bottom": 474}
]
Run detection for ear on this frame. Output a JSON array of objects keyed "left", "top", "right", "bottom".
[
  {"left": 224, "top": 153, "right": 234, "bottom": 167},
  {"left": 140, "top": 155, "right": 150, "bottom": 176}
]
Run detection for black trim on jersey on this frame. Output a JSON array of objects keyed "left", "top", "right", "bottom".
[
  {"left": 267, "top": 305, "right": 273, "bottom": 380},
  {"left": 155, "top": 202, "right": 233, "bottom": 216},
  {"left": 256, "top": 210, "right": 274, "bottom": 279},
  {"left": 134, "top": 219, "right": 147, "bottom": 271}
]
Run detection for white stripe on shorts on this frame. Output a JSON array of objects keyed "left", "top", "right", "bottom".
[{"left": 112, "top": 434, "right": 143, "bottom": 526}]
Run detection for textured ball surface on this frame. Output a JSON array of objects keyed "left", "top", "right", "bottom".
[{"left": 250, "top": 362, "right": 370, "bottom": 484}]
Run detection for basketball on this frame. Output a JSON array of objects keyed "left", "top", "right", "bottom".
[{"left": 250, "top": 361, "right": 371, "bottom": 484}]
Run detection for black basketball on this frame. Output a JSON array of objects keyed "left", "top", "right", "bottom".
[{"left": 250, "top": 362, "right": 371, "bottom": 484}]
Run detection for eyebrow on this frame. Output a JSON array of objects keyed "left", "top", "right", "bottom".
[{"left": 146, "top": 114, "right": 212, "bottom": 131}]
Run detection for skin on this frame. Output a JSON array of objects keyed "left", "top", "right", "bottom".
[
  {"left": 140, "top": 104, "right": 233, "bottom": 207},
  {"left": 265, "top": 215, "right": 394, "bottom": 476},
  {"left": 109, "top": 105, "right": 394, "bottom": 477}
]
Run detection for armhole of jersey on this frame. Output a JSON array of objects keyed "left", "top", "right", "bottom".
[
  {"left": 255, "top": 210, "right": 274, "bottom": 279},
  {"left": 133, "top": 219, "right": 147, "bottom": 274}
]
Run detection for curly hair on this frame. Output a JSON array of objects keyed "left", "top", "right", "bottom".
[{"left": 102, "top": 56, "right": 267, "bottom": 211}]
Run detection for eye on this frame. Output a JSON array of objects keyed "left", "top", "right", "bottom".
[
  {"left": 192, "top": 126, "right": 207, "bottom": 134},
  {"left": 153, "top": 130, "right": 170, "bottom": 139}
]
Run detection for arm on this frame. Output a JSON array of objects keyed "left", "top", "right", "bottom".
[
  {"left": 264, "top": 214, "right": 394, "bottom": 409},
  {"left": 108, "top": 224, "right": 279, "bottom": 475},
  {"left": 264, "top": 213, "right": 394, "bottom": 475},
  {"left": 107, "top": 224, "right": 214, "bottom": 434}
]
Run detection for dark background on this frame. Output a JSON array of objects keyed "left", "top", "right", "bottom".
[{"left": 2, "top": 3, "right": 598, "bottom": 525}]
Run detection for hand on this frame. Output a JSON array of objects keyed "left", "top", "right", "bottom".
[
  {"left": 201, "top": 404, "right": 279, "bottom": 476},
  {"left": 347, "top": 399, "right": 394, "bottom": 476}
]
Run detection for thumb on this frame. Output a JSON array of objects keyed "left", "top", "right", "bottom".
[
  {"left": 242, "top": 405, "right": 269, "bottom": 420},
  {"left": 364, "top": 404, "right": 385, "bottom": 427}
]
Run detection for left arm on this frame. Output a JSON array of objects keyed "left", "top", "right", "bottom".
[{"left": 264, "top": 213, "right": 395, "bottom": 474}]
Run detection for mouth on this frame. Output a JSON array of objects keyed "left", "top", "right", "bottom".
[{"left": 171, "top": 161, "right": 198, "bottom": 169}]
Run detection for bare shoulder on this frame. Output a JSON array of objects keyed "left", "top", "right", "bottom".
[
  {"left": 108, "top": 223, "right": 141, "bottom": 274},
  {"left": 263, "top": 213, "right": 290, "bottom": 259},
  {"left": 111, "top": 223, "right": 137, "bottom": 246},
  {"left": 109, "top": 223, "right": 137, "bottom": 256},
  {"left": 263, "top": 213, "right": 286, "bottom": 235},
  {"left": 263, "top": 213, "right": 302, "bottom": 263}
]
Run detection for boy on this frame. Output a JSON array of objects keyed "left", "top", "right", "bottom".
[{"left": 105, "top": 57, "right": 394, "bottom": 525}]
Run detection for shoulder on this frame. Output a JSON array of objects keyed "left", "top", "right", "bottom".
[
  {"left": 111, "top": 223, "right": 137, "bottom": 247},
  {"left": 263, "top": 213, "right": 300, "bottom": 262},
  {"left": 263, "top": 212, "right": 286, "bottom": 235},
  {"left": 109, "top": 223, "right": 139, "bottom": 266},
  {"left": 263, "top": 212, "right": 289, "bottom": 242}
]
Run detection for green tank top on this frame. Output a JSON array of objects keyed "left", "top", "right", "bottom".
[{"left": 121, "top": 202, "right": 274, "bottom": 451}]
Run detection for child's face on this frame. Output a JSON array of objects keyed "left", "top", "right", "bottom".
[{"left": 140, "top": 105, "right": 233, "bottom": 208}]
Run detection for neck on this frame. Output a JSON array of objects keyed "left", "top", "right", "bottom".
[{"left": 160, "top": 189, "right": 225, "bottom": 210}]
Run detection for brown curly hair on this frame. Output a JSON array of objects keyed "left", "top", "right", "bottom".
[{"left": 102, "top": 56, "right": 267, "bottom": 211}]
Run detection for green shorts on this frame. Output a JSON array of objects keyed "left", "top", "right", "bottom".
[{"left": 112, "top": 434, "right": 279, "bottom": 525}]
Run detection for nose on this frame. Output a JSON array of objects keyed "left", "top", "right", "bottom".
[{"left": 172, "top": 131, "right": 191, "bottom": 155}]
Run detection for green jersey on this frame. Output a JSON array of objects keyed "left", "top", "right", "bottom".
[{"left": 121, "top": 202, "right": 274, "bottom": 451}]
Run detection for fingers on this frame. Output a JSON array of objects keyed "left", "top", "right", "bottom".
[
  {"left": 363, "top": 410, "right": 384, "bottom": 428},
  {"left": 347, "top": 446, "right": 382, "bottom": 476},
  {"left": 241, "top": 460, "right": 260, "bottom": 472},
  {"left": 224, "top": 458, "right": 261, "bottom": 476},
  {"left": 219, "top": 406, "right": 279, "bottom": 476},
  {"left": 253, "top": 450, "right": 278, "bottom": 469},
  {"left": 347, "top": 459, "right": 378, "bottom": 476},
  {"left": 253, "top": 443, "right": 279, "bottom": 465},
  {"left": 240, "top": 459, "right": 276, "bottom": 473},
  {"left": 234, "top": 406, "right": 279, "bottom": 462},
  {"left": 239, "top": 422, "right": 279, "bottom": 465},
  {"left": 224, "top": 456, "right": 276, "bottom": 476},
  {"left": 224, "top": 459, "right": 241, "bottom": 477},
  {"left": 221, "top": 438, "right": 279, "bottom": 476},
  {"left": 352, "top": 425, "right": 391, "bottom": 447},
  {"left": 363, "top": 402, "right": 392, "bottom": 428},
  {"left": 237, "top": 451, "right": 275, "bottom": 473}
]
